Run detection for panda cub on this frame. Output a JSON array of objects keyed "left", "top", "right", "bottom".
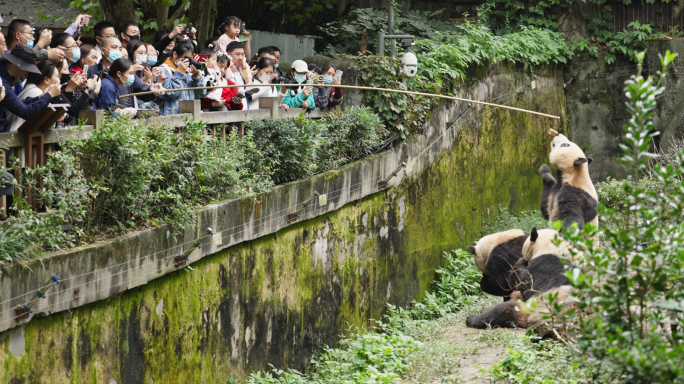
[
  {"left": 539, "top": 129, "right": 598, "bottom": 231},
  {"left": 466, "top": 229, "right": 529, "bottom": 301},
  {"left": 465, "top": 228, "right": 571, "bottom": 337}
]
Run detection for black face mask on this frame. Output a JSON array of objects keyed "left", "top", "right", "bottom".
[
  {"left": 61, "top": 74, "right": 71, "bottom": 84},
  {"left": 127, "top": 34, "right": 141, "bottom": 41}
]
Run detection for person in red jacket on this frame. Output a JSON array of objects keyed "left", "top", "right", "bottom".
[{"left": 200, "top": 51, "right": 242, "bottom": 111}]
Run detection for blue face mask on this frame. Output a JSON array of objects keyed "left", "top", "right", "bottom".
[
  {"left": 294, "top": 74, "right": 306, "bottom": 84},
  {"left": 68, "top": 48, "right": 81, "bottom": 63},
  {"left": 106, "top": 49, "right": 122, "bottom": 63},
  {"left": 274, "top": 63, "right": 279, "bottom": 68},
  {"left": 324, "top": 75, "right": 333, "bottom": 84},
  {"left": 25, "top": 38, "right": 34, "bottom": 48},
  {"left": 148, "top": 56, "right": 158, "bottom": 66},
  {"left": 121, "top": 73, "right": 135, "bottom": 87}
]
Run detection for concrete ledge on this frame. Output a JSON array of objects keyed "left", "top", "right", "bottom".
[{"left": 0, "top": 72, "right": 561, "bottom": 334}]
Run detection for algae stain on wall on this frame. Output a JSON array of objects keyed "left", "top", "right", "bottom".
[{"left": 0, "top": 86, "right": 566, "bottom": 384}]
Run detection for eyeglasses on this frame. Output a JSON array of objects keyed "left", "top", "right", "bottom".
[{"left": 20, "top": 31, "right": 35, "bottom": 38}]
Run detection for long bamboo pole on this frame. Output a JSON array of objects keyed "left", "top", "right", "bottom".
[{"left": 121, "top": 83, "right": 560, "bottom": 120}]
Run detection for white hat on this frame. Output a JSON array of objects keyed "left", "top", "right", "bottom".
[{"left": 291, "top": 59, "right": 308, "bottom": 73}]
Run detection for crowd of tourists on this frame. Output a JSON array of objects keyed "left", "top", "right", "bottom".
[{"left": 0, "top": 15, "right": 344, "bottom": 132}]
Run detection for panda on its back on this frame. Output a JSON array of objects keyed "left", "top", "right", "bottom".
[{"left": 539, "top": 129, "right": 598, "bottom": 230}]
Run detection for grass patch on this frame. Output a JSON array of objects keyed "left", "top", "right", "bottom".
[{"left": 481, "top": 206, "right": 550, "bottom": 237}]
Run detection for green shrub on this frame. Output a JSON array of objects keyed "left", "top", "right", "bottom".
[
  {"left": 248, "top": 107, "right": 387, "bottom": 182},
  {"left": 548, "top": 51, "right": 684, "bottom": 383},
  {"left": 480, "top": 206, "right": 550, "bottom": 237},
  {"left": 487, "top": 335, "right": 592, "bottom": 384}
]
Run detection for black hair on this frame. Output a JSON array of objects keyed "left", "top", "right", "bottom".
[
  {"left": 106, "top": 58, "right": 133, "bottom": 81},
  {"left": 154, "top": 29, "right": 171, "bottom": 46},
  {"left": 172, "top": 41, "right": 195, "bottom": 57},
  {"left": 225, "top": 41, "right": 244, "bottom": 54},
  {"left": 8, "top": 19, "right": 31, "bottom": 44},
  {"left": 307, "top": 63, "right": 321, "bottom": 74},
  {"left": 205, "top": 36, "right": 220, "bottom": 50},
  {"left": 257, "top": 46, "right": 276, "bottom": 57},
  {"left": 49, "top": 32, "right": 73, "bottom": 49},
  {"left": 27, "top": 60, "right": 57, "bottom": 85},
  {"left": 216, "top": 52, "right": 231, "bottom": 67},
  {"left": 218, "top": 16, "right": 241, "bottom": 35},
  {"left": 256, "top": 57, "right": 274, "bottom": 70},
  {"left": 322, "top": 64, "right": 337, "bottom": 75},
  {"left": 94, "top": 20, "right": 115, "bottom": 39},
  {"left": 269, "top": 46, "right": 281, "bottom": 54},
  {"left": 200, "top": 48, "right": 217, "bottom": 58},
  {"left": 118, "top": 21, "right": 139, "bottom": 37},
  {"left": 126, "top": 40, "right": 147, "bottom": 62}
]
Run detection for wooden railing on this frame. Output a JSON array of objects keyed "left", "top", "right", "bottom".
[{"left": 0, "top": 96, "right": 324, "bottom": 217}]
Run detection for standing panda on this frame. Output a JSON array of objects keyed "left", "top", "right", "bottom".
[
  {"left": 465, "top": 228, "right": 572, "bottom": 338},
  {"left": 539, "top": 129, "right": 598, "bottom": 231},
  {"left": 466, "top": 229, "right": 529, "bottom": 301}
]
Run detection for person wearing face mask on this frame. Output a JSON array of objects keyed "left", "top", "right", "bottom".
[
  {"left": 50, "top": 33, "right": 81, "bottom": 74},
  {"left": 118, "top": 21, "right": 141, "bottom": 49},
  {"left": 70, "top": 44, "right": 98, "bottom": 75},
  {"left": 246, "top": 58, "right": 278, "bottom": 110},
  {"left": 6, "top": 60, "right": 64, "bottom": 132},
  {"left": 280, "top": 59, "right": 315, "bottom": 111},
  {"left": 158, "top": 42, "right": 205, "bottom": 115},
  {"left": 0, "top": 44, "right": 62, "bottom": 132},
  {"left": 88, "top": 38, "right": 158, "bottom": 109},
  {"left": 269, "top": 46, "right": 285, "bottom": 78},
  {"left": 145, "top": 43, "right": 159, "bottom": 67},
  {"left": 96, "top": 58, "right": 138, "bottom": 117},
  {"left": 56, "top": 59, "right": 100, "bottom": 126},
  {"left": 93, "top": 21, "right": 117, "bottom": 63},
  {"left": 200, "top": 52, "right": 242, "bottom": 112}
]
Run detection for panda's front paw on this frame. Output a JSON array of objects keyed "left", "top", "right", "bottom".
[
  {"left": 466, "top": 314, "right": 481, "bottom": 328},
  {"left": 539, "top": 164, "right": 551, "bottom": 175}
]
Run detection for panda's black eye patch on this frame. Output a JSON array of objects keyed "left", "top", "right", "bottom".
[{"left": 560, "top": 143, "right": 570, "bottom": 147}]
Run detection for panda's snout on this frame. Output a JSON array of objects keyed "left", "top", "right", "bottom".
[
  {"left": 466, "top": 314, "right": 479, "bottom": 328},
  {"left": 560, "top": 143, "right": 570, "bottom": 147}
]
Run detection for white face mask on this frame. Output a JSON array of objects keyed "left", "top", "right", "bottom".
[
  {"left": 135, "top": 54, "right": 147, "bottom": 64},
  {"left": 259, "top": 73, "right": 271, "bottom": 83}
]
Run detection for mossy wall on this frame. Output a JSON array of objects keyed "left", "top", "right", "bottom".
[{"left": 0, "top": 66, "right": 567, "bottom": 384}]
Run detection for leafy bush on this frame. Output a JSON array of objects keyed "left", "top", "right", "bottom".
[
  {"left": 487, "top": 334, "right": 592, "bottom": 384},
  {"left": 547, "top": 51, "right": 684, "bottom": 383},
  {"left": 318, "top": 8, "right": 460, "bottom": 56},
  {"left": 480, "top": 206, "right": 550, "bottom": 237},
  {"left": 248, "top": 107, "right": 387, "bottom": 182}
]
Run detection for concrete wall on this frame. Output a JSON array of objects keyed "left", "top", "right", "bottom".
[
  {"left": 0, "top": 61, "right": 567, "bottom": 384},
  {"left": 565, "top": 39, "right": 684, "bottom": 181},
  {"left": 250, "top": 30, "right": 315, "bottom": 64}
]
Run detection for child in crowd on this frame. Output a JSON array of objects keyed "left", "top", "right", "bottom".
[
  {"left": 216, "top": 16, "right": 251, "bottom": 59},
  {"left": 205, "top": 36, "right": 219, "bottom": 51},
  {"left": 201, "top": 51, "right": 243, "bottom": 111}
]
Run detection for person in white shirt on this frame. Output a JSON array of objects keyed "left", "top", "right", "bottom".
[
  {"left": 225, "top": 41, "right": 251, "bottom": 109},
  {"left": 247, "top": 57, "right": 278, "bottom": 110}
]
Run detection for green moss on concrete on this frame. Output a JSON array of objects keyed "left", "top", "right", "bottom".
[{"left": 0, "top": 73, "right": 565, "bottom": 384}]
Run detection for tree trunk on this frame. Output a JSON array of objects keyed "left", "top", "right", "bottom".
[
  {"left": 188, "top": 0, "right": 217, "bottom": 47},
  {"left": 156, "top": 0, "right": 169, "bottom": 31},
  {"left": 100, "top": 0, "right": 137, "bottom": 28}
]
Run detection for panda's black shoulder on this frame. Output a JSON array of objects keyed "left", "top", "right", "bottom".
[
  {"left": 558, "top": 184, "right": 598, "bottom": 208},
  {"left": 490, "top": 234, "right": 529, "bottom": 259}
]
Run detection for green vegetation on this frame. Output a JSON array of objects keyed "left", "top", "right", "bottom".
[
  {"left": 487, "top": 335, "right": 592, "bottom": 384},
  {"left": 247, "top": 106, "right": 387, "bottom": 183},
  {"left": 0, "top": 107, "right": 386, "bottom": 268},
  {"left": 544, "top": 51, "right": 684, "bottom": 383},
  {"left": 480, "top": 206, "right": 551, "bottom": 237}
]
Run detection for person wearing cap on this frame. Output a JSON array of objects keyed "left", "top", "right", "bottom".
[
  {"left": 0, "top": 44, "right": 61, "bottom": 132},
  {"left": 280, "top": 59, "right": 314, "bottom": 111}
]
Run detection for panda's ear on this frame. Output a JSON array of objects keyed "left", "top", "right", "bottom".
[
  {"left": 587, "top": 157, "right": 594, "bottom": 164},
  {"left": 530, "top": 227, "right": 538, "bottom": 242},
  {"left": 573, "top": 157, "right": 590, "bottom": 166},
  {"left": 466, "top": 246, "right": 477, "bottom": 256}
]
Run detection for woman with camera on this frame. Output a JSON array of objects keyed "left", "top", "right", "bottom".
[
  {"left": 157, "top": 41, "right": 205, "bottom": 115},
  {"left": 246, "top": 57, "right": 278, "bottom": 110}
]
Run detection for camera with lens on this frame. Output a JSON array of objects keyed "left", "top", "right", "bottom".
[
  {"left": 315, "top": 74, "right": 325, "bottom": 82},
  {"left": 273, "top": 76, "right": 296, "bottom": 85}
]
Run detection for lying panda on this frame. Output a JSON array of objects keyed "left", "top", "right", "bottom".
[
  {"left": 539, "top": 129, "right": 598, "bottom": 231},
  {"left": 466, "top": 229, "right": 529, "bottom": 301},
  {"left": 465, "top": 228, "right": 572, "bottom": 337}
]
